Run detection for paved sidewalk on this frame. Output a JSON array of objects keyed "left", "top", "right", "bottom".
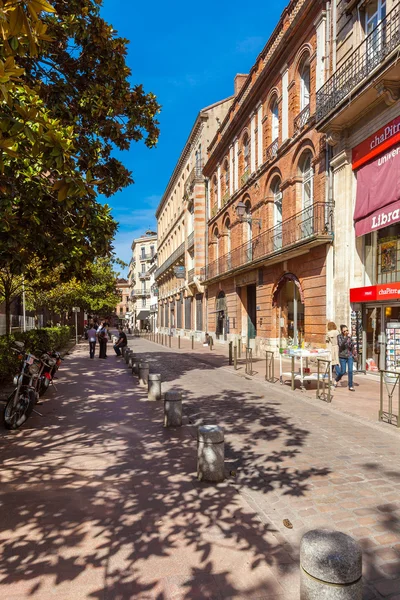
[
  {"left": 149, "top": 333, "right": 385, "bottom": 425},
  {"left": 0, "top": 337, "right": 400, "bottom": 599}
]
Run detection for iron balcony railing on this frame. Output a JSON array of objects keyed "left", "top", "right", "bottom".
[
  {"left": 131, "top": 289, "right": 151, "bottom": 297},
  {"left": 139, "top": 272, "right": 151, "bottom": 279},
  {"left": 187, "top": 231, "right": 194, "bottom": 249},
  {"left": 241, "top": 169, "right": 250, "bottom": 186},
  {"left": 294, "top": 104, "right": 310, "bottom": 134},
  {"left": 184, "top": 160, "right": 204, "bottom": 196},
  {"left": 265, "top": 138, "right": 278, "bottom": 162},
  {"left": 187, "top": 268, "right": 194, "bottom": 282},
  {"left": 316, "top": 6, "right": 400, "bottom": 123},
  {"left": 201, "top": 201, "right": 333, "bottom": 281},
  {"left": 155, "top": 241, "right": 185, "bottom": 280},
  {"left": 140, "top": 253, "right": 154, "bottom": 261}
]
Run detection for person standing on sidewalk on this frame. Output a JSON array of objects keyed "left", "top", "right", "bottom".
[
  {"left": 97, "top": 322, "right": 108, "bottom": 359},
  {"left": 334, "top": 324, "right": 356, "bottom": 391},
  {"left": 113, "top": 326, "right": 127, "bottom": 356},
  {"left": 326, "top": 321, "right": 340, "bottom": 379},
  {"left": 87, "top": 324, "right": 98, "bottom": 359}
]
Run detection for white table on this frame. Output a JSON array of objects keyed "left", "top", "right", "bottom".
[{"left": 279, "top": 349, "right": 331, "bottom": 389}]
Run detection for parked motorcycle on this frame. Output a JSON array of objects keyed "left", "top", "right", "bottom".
[
  {"left": 4, "top": 342, "right": 44, "bottom": 430},
  {"left": 39, "top": 350, "right": 62, "bottom": 397}
]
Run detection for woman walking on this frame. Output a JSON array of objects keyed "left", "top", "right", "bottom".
[
  {"left": 326, "top": 321, "right": 340, "bottom": 379},
  {"left": 334, "top": 324, "right": 356, "bottom": 391}
]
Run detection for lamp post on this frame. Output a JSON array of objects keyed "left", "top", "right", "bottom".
[{"left": 235, "top": 201, "right": 262, "bottom": 229}]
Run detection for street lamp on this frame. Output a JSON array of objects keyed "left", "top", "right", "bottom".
[{"left": 235, "top": 201, "right": 262, "bottom": 229}]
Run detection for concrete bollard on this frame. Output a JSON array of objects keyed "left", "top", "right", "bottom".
[
  {"left": 163, "top": 390, "right": 182, "bottom": 427},
  {"left": 132, "top": 361, "right": 139, "bottom": 376},
  {"left": 121, "top": 346, "right": 127, "bottom": 357},
  {"left": 128, "top": 353, "right": 135, "bottom": 368},
  {"left": 125, "top": 350, "right": 132, "bottom": 365},
  {"left": 148, "top": 373, "right": 162, "bottom": 401},
  {"left": 300, "top": 529, "right": 362, "bottom": 600},
  {"left": 139, "top": 362, "right": 149, "bottom": 387},
  {"left": 197, "top": 425, "right": 225, "bottom": 482}
]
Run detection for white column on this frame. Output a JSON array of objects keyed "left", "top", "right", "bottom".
[
  {"left": 234, "top": 138, "right": 239, "bottom": 192},
  {"left": 281, "top": 66, "right": 289, "bottom": 142},
  {"left": 229, "top": 145, "right": 234, "bottom": 195},
  {"left": 315, "top": 13, "right": 326, "bottom": 91},
  {"left": 257, "top": 103, "right": 263, "bottom": 167},
  {"left": 250, "top": 113, "right": 256, "bottom": 173},
  {"left": 217, "top": 163, "right": 221, "bottom": 209}
]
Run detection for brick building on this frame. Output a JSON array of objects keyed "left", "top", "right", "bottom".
[
  {"left": 156, "top": 97, "right": 233, "bottom": 339},
  {"left": 115, "top": 278, "right": 130, "bottom": 324},
  {"left": 202, "top": 0, "right": 333, "bottom": 354}
]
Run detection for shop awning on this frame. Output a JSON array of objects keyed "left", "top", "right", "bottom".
[
  {"left": 136, "top": 310, "right": 150, "bottom": 320},
  {"left": 354, "top": 143, "right": 400, "bottom": 236}
]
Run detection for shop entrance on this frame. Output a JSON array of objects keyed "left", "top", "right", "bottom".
[
  {"left": 364, "top": 305, "right": 400, "bottom": 371},
  {"left": 273, "top": 274, "right": 304, "bottom": 346},
  {"left": 246, "top": 284, "right": 257, "bottom": 343}
]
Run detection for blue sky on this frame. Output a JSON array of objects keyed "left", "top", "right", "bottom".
[{"left": 100, "top": 0, "right": 289, "bottom": 272}]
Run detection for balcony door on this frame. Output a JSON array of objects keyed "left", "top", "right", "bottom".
[
  {"left": 272, "top": 178, "right": 282, "bottom": 250},
  {"left": 366, "top": 0, "right": 387, "bottom": 67},
  {"left": 300, "top": 152, "right": 314, "bottom": 238}
]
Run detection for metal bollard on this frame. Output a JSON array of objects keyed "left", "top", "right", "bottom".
[
  {"left": 234, "top": 345, "right": 237, "bottom": 370},
  {"left": 148, "top": 373, "right": 161, "bottom": 401},
  {"left": 209, "top": 336, "right": 213, "bottom": 351},
  {"left": 197, "top": 425, "right": 225, "bottom": 482},
  {"left": 139, "top": 362, "right": 150, "bottom": 387},
  {"left": 178, "top": 336, "right": 180, "bottom": 349},
  {"left": 238, "top": 338, "right": 241, "bottom": 358},
  {"left": 228, "top": 341, "right": 233, "bottom": 365},
  {"left": 163, "top": 390, "right": 182, "bottom": 427},
  {"left": 191, "top": 335, "right": 194, "bottom": 350},
  {"left": 300, "top": 529, "right": 362, "bottom": 600},
  {"left": 169, "top": 335, "right": 171, "bottom": 348}
]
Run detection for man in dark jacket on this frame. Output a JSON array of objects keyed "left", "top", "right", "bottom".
[
  {"left": 334, "top": 324, "right": 356, "bottom": 391},
  {"left": 113, "top": 326, "right": 127, "bottom": 356}
]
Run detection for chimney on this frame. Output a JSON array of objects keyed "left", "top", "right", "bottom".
[{"left": 234, "top": 73, "right": 248, "bottom": 97}]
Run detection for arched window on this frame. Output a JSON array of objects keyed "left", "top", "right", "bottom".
[
  {"left": 271, "top": 177, "right": 282, "bottom": 250},
  {"left": 271, "top": 98, "right": 279, "bottom": 142},
  {"left": 299, "top": 152, "right": 314, "bottom": 237},
  {"left": 243, "top": 134, "right": 250, "bottom": 173},
  {"left": 213, "top": 227, "right": 219, "bottom": 264},
  {"left": 224, "top": 159, "right": 230, "bottom": 195},
  {"left": 213, "top": 175, "right": 218, "bottom": 209},
  {"left": 223, "top": 217, "right": 231, "bottom": 256},
  {"left": 300, "top": 57, "right": 311, "bottom": 111}
]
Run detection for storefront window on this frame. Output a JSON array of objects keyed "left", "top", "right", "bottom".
[{"left": 377, "top": 224, "right": 400, "bottom": 283}]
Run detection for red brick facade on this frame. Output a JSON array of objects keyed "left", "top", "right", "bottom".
[{"left": 203, "top": 0, "right": 332, "bottom": 353}]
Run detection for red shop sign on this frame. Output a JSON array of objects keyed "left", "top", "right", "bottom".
[
  {"left": 350, "top": 286, "right": 377, "bottom": 303},
  {"left": 352, "top": 115, "right": 400, "bottom": 170},
  {"left": 377, "top": 282, "right": 400, "bottom": 301}
]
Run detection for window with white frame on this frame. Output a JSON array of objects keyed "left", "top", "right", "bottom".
[
  {"left": 300, "top": 58, "right": 311, "bottom": 111},
  {"left": 243, "top": 135, "right": 250, "bottom": 173},
  {"left": 271, "top": 99, "right": 279, "bottom": 141},
  {"left": 301, "top": 154, "right": 313, "bottom": 210}
]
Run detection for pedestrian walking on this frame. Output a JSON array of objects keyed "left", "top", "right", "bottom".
[
  {"left": 113, "top": 326, "right": 128, "bottom": 356},
  {"left": 334, "top": 324, "right": 356, "bottom": 391},
  {"left": 326, "top": 321, "right": 340, "bottom": 379},
  {"left": 87, "top": 324, "right": 97, "bottom": 359},
  {"left": 97, "top": 322, "right": 108, "bottom": 359}
]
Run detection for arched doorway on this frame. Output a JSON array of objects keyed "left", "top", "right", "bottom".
[
  {"left": 216, "top": 291, "right": 227, "bottom": 340},
  {"left": 272, "top": 273, "right": 305, "bottom": 346}
]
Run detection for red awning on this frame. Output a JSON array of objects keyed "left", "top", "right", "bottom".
[{"left": 354, "top": 143, "right": 400, "bottom": 237}]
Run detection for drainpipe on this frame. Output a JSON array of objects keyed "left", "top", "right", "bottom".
[
  {"left": 325, "top": 1, "right": 331, "bottom": 80},
  {"left": 205, "top": 177, "right": 209, "bottom": 335},
  {"left": 332, "top": 0, "right": 337, "bottom": 71}
]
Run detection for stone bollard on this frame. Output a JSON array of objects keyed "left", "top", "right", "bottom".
[
  {"left": 197, "top": 425, "right": 225, "bottom": 482},
  {"left": 125, "top": 349, "right": 132, "bottom": 365},
  {"left": 132, "top": 361, "right": 139, "bottom": 376},
  {"left": 121, "top": 346, "right": 127, "bottom": 357},
  {"left": 139, "top": 361, "right": 150, "bottom": 387},
  {"left": 128, "top": 353, "right": 135, "bottom": 368},
  {"left": 300, "top": 529, "right": 362, "bottom": 600},
  {"left": 148, "top": 373, "right": 162, "bottom": 401},
  {"left": 163, "top": 391, "right": 182, "bottom": 427}
]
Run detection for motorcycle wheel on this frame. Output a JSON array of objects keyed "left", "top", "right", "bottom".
[
  {"left": 39, "top": 376, "right": 50, "bottom": 397},
  {"left": 4, "top": 388, "right": 35, "bottom": 430}
]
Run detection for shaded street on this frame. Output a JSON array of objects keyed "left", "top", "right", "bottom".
[{"left": 1, "top": 336, "right": 400, "bottom": 599}]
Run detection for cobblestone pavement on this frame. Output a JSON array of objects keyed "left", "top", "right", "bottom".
[{"left": 0, "top": 336, "right": 399, "bottom": 599}]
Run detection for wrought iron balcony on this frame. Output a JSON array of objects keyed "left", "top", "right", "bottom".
[
  {"left": 187, "top": 268, "right": 194, "bottom": 282},
  {"left": 294, "top": 104, "right": 310, "bottom": 134},
  {"left": 241, "top": 169, "right": 250, "bottom": 186},
  {"left": 139, "top": 272, "right": 150, "bottom": 280},
  {"left": 131, "top": 289, "right": 151, "bottom": 297},
  {"left": 316, "top": 6, "right": 400, "bottom": 123},
  {"left": 184, "top": 161, "right": 204, "bottom": 196},
  {"left": 201, "top": 201, "right": 333, "bottom": 282},
  {"left": 139, "top": 253, "right": 154, "bottom": 261},
  {"left": 265, "top": 138, "right": 278, "bottom": 162},
  {"left": 187, "top": 231, "right": 194, "bottom": 249},
  {"left": 155, "top": 241, "right": 185, "bottom": 280}
]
